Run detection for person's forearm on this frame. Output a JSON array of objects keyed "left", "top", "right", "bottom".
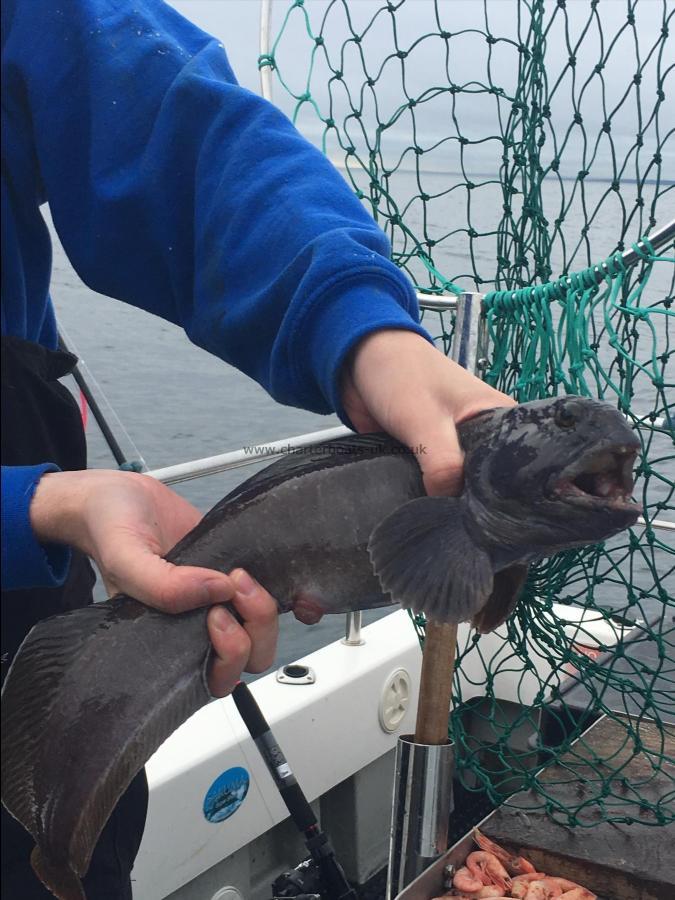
[
  {"left": 6, "top": 0, "right": 428, "bottom": 418},
  {"left": 29, "top": 469, "right": 92, "bottom": 549}
]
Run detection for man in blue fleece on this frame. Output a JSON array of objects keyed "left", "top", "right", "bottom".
[{"left": 1, "top": 0, "right": 513, "bottom": 895}]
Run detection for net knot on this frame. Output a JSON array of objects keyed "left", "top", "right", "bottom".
[
  {"left": 632, "top": 237, "right": 656, "bottom": 261},
  {"left": 542, "top": 282, "right": 562, "bottom": 302},
  {"left": 484, "top": 291, "right": 515, "bottom": 314},
  {"left": 607, "top": 252, "right": 626, "bottom": 275},
  {"left": 567, "top": 268, "right": 598, "bottom": 293},
  {"left": 257, "top": 54, "right": 275, "bottom": 71}
]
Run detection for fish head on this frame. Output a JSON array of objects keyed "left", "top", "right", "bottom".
[{"left": 465, "top": 396, "right": 642, "bottom": 544}]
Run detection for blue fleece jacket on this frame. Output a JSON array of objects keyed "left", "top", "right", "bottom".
[{"left": 1, "top": 0, "right": 430, "bottom": 591}]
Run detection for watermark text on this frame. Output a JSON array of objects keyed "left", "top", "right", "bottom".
[{"left": 242, "top": 442, "right": 427, "bottom": 458}]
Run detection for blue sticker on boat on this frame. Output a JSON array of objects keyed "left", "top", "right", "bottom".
[{"left": 203, "top": 767, "right": 250, "bottom": 823}]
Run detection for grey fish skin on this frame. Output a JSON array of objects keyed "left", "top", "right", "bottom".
[
  {"left": 0, "top": 397, "right": 641, "bottom": 899},
  {"left": 166, "top": 432, "right": 425, "bottom": 618}
]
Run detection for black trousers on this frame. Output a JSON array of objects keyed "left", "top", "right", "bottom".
[{"left": 1, "top": 336, "right": 148, "bottom": 900}]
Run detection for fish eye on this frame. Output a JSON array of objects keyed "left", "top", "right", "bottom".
[{"left": 555, "top": 405, "right": 578, "bottom": 429}]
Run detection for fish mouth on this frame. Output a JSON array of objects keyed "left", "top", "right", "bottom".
[{"left": 551, "top": 444, "right": 639, "bottom": 511}]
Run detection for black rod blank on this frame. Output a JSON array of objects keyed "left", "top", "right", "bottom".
[
  {"left": 232, "top": 681, "right": 357, "bottom": 900},
  {"left": 57, "top": 334, "right": 128, "bottom": 467}
]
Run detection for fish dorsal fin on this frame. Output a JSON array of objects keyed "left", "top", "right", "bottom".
[
  {"left": 215, "top": 433, "right": 402, "bottom": 509},
  {"left": 168, "top": 433, "right": 406, "bottom": 559},
  {"left": 471, "top": 564, "right": 529, "bottom": 633},
  {"left": 1, "top": 596, "right": 210, "bottom": 891},
  {"left": 367, "top": 496, "right": 494, "bottom": 623}
]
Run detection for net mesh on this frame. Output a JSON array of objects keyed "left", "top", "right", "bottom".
[{"left": 262, "top": 0, "right": 674, "bottom": 826}]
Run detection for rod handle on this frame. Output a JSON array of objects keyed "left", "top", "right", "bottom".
[{"left": 414, "top": 621, "right": 458, "bottom": 745}]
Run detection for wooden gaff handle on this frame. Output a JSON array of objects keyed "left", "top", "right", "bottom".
[{"left": 414, "top": 621, "right": 458, "bottom": 745}]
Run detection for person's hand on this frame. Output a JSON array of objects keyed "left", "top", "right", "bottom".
[
  {"left": 341, "top": 329, "right": 516, "bottom": 496},
  {"left": 29, "top": 469, "right": 278, "bottom": 696}
]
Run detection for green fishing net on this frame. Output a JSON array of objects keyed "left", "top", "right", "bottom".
[{"left": 262, "top": 0, "right": 674, "bottom": 826}]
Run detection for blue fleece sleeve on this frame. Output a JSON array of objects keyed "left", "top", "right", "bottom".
[
  {"left": 1, "top": 466, "right": 72, "bottom": 590},
  {"left": 3, "top": 0, "right": 431, "bottom": 422}
]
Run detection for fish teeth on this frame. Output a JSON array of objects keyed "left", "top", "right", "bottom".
[
  {"left": 620, "top": 452, "right": 636, "bottom": 492},
  {"left": 594, "top": 474, "right": 615, "bottom": 497}
]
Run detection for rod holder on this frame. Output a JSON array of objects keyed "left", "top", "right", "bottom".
[
  {"left": 386, "top": 735, "right": 454, "bottom": 899},
  {"left": 342, "top": 610, "right": 364, "bottom": 646}
]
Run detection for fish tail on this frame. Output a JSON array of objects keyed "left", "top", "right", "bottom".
[{"left": 30, "top": 845, "right": 86, "bottom": 900}]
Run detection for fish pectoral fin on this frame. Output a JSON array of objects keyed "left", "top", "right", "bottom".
[
  {"left": 367, "top": 497, "right": 493, "bottom": 624},
  {"left": 471, "top": 564, "right": 530, "bottom": 633}
]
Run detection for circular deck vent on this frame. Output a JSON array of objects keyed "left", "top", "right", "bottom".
[{"left": 379, "top": 667, "right": 411, "bottom": 733}]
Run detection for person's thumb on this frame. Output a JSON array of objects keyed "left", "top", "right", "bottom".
[{"left": 395, "top": 417, "right": 465, "bottom": 497}]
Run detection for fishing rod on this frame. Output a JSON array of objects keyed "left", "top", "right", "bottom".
[
  {"left": 57, "top": 330, "right": 146, "bottom": 471},
  {"left": 58, "top": 334, "right": 127, "bottom": 466},
  {"left": 231, "top": 681, "right": 358, "bottom": 900}
]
